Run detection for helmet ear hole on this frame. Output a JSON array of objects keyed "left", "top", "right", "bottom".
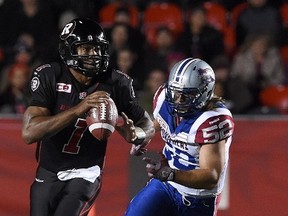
[
  {"left": 59, "top": 41, "right": 71, "bottom": 60},
  {"left": 59, "top": 44, "right": 66, "bottom": 57}
]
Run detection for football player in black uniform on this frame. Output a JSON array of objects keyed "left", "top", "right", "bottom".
[{"left": 22, "top": 18, "right": 155, "bottom": 216}]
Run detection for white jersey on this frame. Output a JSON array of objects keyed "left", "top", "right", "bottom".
[{"left": 153, "top": 86, "right": 234, "bottom": 197}]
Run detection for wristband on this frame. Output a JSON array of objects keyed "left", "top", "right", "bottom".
[
  {"left": 131, "top": 127, "right": 146, "bottom": 145},
  {"left": 157, "top": 166, "right": 175, "bottom": 181},
  {"left": 167, "top": 168, "right": 175, "bottom": 181}
]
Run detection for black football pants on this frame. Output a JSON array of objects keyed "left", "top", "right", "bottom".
[{"left": 30, "top": 166, "right": 101, "bottom": 216}]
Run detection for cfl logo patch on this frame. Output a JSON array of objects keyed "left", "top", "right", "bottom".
[{"left": 56, "top": 83, "right": 72, "bottom": 93}]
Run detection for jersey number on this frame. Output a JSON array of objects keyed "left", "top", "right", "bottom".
[
  {"left": 164, "top": 147, "right": 197, "bottom": 170},
  {"left": 202, "top": 119, "right": 233, "bottom": 143},
  {"left": 165, "top": 118, "right": 233, "bottom": 169},
  {"left": 62, "top": 119, "right": 87, "bottom": 154}
]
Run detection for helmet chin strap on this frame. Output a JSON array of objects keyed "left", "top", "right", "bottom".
[
  {"left": 78, "top": 68, "right": 101, "bottom": 77},
  {"left": 68, "top": 61, "right": 100, "bottom": 77},
  {"left": 74, "top": 58, "right": 103, "bottom": 77}
]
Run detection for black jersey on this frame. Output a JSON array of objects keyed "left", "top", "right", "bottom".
[{"left": 29, "top": 62, "right": 145, "bottom": 173}]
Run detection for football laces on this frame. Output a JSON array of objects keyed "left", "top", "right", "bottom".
[{"left": 99, "top": 103, "right": 106, "bottom": 120}]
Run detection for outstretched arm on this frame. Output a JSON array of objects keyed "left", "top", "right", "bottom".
[
  {"left": 115, "top": 111, "right": 155, "bottom": 156},
  {"left": 143, "top": 140, "right": 226, "bottom": 189}
]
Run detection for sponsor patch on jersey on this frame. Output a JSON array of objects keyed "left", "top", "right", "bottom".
[
  {"left": 56, "top": 83, "right": 72, "bottom": 93},
  {"left": 31, "top": 77, "right": 40, "bottom": 91}
]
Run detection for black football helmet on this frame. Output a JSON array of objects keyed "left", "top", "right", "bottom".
[{"left": 59, "top": 18, "right": 110, "bottom": 77}]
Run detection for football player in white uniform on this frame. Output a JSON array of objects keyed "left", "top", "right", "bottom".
[{"left": 125, "top": 58, "right": 234, "bottom": 216}]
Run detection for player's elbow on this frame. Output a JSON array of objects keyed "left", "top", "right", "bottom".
[
  {"left": 206, "top": 180, "right": 218, "bottom": 190},
  {"left": 22, "top": 130, "right": 36, "bottom": 144},
  {"left": 22, "top": 134, "right": 33, "bottom": 144},
  {"left": 206, "top": 171, "right": 220, "bottom": 190}
]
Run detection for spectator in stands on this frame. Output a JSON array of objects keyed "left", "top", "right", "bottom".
[
  {"left": 0, "top": 0, "right": 60, "bottom": 64},
  {"left": 210, "top": 55, "right": 231, "bottom": 99},
  {"left": 0, "top": 33, "right": 42, "bottom": 90},
  {"left": 105, "top": 6, "right": 145, "bottom": 64},
  {"left": 115, "top": 47, "right": 144, "bottom": 91},
  {"left": 235, "top": 0, "right": 283, "bottom": 47},
  {"left": 113, "top": 6, "right": 138, "bottom": 28},
  {"left": 107, "top": 23, "right": 138, "bottom": 68},
  {"left": 230, "top": 33, "right": 285, "bottom": 114},
  {"left": 175, "top": 5, "right": 225, "bottom": 64},
  {"left": 0, "top": 63, "right": 31, "bottom": 114},
  {"left": 12, "top": 34, "right": 35, "bottom": 64},
  {"left": 138, "top": 68, "right": 167, "bottom": 116},
  {"left": 210, "top": 55, "right": 239, "bottom": 112},
  {"left": 144, "top": 26, "right": 180, "bottom": 74},
  {"left": 12, "top": 33, "right": 42, "bottom": 67}
]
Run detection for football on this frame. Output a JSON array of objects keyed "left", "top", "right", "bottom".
[{"left": 86, "top": 97, "right": 118, "bottom": 141}]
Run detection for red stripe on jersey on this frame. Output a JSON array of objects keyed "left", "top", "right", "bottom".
[
  {"left": 153, "top": 84, "right": 165, "bottom": 111},
  {"left": 196, "top": 114, "right": 234, "bottom": 144}
]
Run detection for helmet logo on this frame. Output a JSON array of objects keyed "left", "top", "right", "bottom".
[
  {"left": 60, "top": 23, "right": 74, "bottom": 39},
  {"left": 88, "top": 35, "right": 93, "bottom": 41},
  {"left": 198, "top": 68, "right": 215, "bottom": 84}
]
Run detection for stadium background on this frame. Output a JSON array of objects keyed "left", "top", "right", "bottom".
[{"left": 0, "top": 115, "right": 287, "bottom": 216}]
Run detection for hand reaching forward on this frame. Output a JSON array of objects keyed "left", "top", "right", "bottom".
[
  {"left": 115, "top": 112, "right": 136, "bottom": 142},
  {"left": 115, "top": 112, "right": 147, "bottom": 156}
]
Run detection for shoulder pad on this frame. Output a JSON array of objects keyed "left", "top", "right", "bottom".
[{"left": 195, "top": 114, "right": 234, "bottom": 144}]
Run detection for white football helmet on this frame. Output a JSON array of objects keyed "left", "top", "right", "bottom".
[{"left": 166, "top": 58, "right": 215, "bottom": 116}]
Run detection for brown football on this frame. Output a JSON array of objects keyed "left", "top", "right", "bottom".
[{"left": 86, "top": 97, "right": 118, "bottom": 141}]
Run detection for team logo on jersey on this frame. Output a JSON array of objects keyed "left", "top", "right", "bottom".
[
  {"left": 79, "top": 92, "right": 87, "bottom": 99},
  {"left": 56, "top": 83, "right": 72, "bottom": 93},
  {"left": 31, "top": 77, "right": 40, "bottom": 92}
]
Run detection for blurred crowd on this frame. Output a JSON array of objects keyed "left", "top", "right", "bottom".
[{"left": 1, "top": 0, "right": 288, "bottom": 115}]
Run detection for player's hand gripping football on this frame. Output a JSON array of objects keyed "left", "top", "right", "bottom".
[
  {"left": 115, "top": 112, "right": 147, "bottom": 156},
  {"left": 73, "top": 91, "right": 110, "bottom": 117},
  {"left": 143, "top": 153, "right": 175, "bottom": 181}
]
